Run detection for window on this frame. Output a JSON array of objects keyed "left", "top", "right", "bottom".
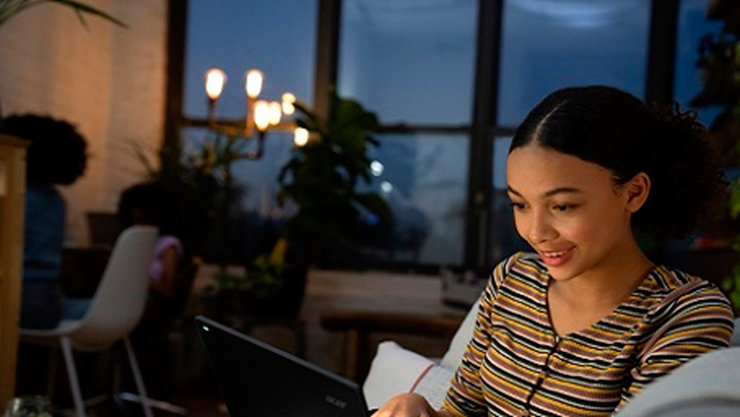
[
  {"left": 674, "top": 0, "right": 724, "bottom": 126},
  {"left": 181, "top": 0, "right": 318, "bottom": 261},
  {"left": 361, "top": 133, "right": 469, "bottom": 265},
  {"left": 174, "top": 0, "right": 702, "bottom": 270},
  {"left": 498, "top": 0, "right": 651, "bottom": 126},
  {"left": 184, "top": 1, "right": 317, "bottom": 119},
  {"left": 338, "top": 0, "right": 477, "bottom": 266},
  {"left": 339, "top": 0, "right": 477, "bottom": 125}
]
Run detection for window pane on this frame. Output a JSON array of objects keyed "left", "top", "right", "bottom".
[
  {"left": 338, "top": 0, "right": 477, "bottom": 125},
  {"left": 490, "top": 136, "right": 530, "bottom": 264},
  {"left": 498, "top": 0, "right": 650, "bottom": 126},
  {"left": 361, "top": 133, "right": 469, "bottom": 265},
  {"left": 184, "top": 1, "right": 318, "bottom": 120},
  {"left": 180, "top": 127, "right": 295, "bottom": 261},
  {"left": 674, "top": 0, "right": 724, "bottom": 126}
]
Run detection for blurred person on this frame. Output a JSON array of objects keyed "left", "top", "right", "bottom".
[
  {"left": 0, "top": 114, "right": 87, "bottom": 329},
  {"left": 117, "top": 181, "right": 190, "bottom": 399},
  {"left": 117, "top": 181, "right": 186, "bottom": 301}
]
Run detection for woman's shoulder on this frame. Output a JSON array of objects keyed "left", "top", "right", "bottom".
[
  {"left": 156, "top": 235, "right": 184, "bottom": 256},
  {"left": 644, "top": 265, "right": 733, "bottom": 317},
  {"left": 490, "top": 251, "right": 549, "bottom": 287},
  {"left": 648, "top": 265, "right": 722, "bottom": 295},
  {"left": 499, "top": 251, "right": 548, "bottom": 275}
]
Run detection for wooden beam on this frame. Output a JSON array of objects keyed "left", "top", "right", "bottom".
[{"left": 0, "top": 134, "right": 28, "bottom": 405}]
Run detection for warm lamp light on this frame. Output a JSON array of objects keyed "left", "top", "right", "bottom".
[
  {"left": 254, "top": 100, "right": 271, "bottom": 131},
  {"left": 268, "top": 101, "right": 282, "bottom": 126},
  {"left": 205, "top": 69, "right": 227, "bottom": 100},
  {"left": 245, "top": 69, "right": 264, "bottom": 99},
  {"left": 203, "top": 67, "right": 299, "bottom": 159},
  {"left": 294, "top": 127, "right": 309, "bottom": 146},
  {"left": 282, "top": 93, "right": 296, "bottom": 115}
]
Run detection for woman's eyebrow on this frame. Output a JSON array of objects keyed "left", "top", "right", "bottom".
[
  {"left": 507, "top": 186, "right": 522, "bottom": 197},
  {"left": 507, "top": 186, "right": 583, "bottom": 198},
  {"left": 544, "top": 187, "right": 583, "bottom": 197}
]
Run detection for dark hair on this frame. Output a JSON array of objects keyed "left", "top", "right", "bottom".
[
  {"left": 0, "top": 114, "right": 87, "bottom": 184},
  {"left": 509, "top": 85, "right": 726, "bottom": 241},
  {"left": 117, "top": 182, "right": 184, "bottom": 241}
]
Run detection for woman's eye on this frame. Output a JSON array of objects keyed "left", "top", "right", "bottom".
[
  {"left": 509, "top": 202, "right": 526, "bottom": 210},
  {"left": 553, "top": 204, "right": 576, "bottom": 212}
]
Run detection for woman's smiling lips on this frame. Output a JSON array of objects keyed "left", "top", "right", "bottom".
[{"left": 538, "top": 246, "right": 575, "bottom": 267}]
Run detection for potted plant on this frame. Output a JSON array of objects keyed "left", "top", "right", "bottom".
[
  {"left": 278, "top": 92, "right": 394, "bottom": 263},
  {"left": 691, "top": 0, "right": 740, "bottom": 313},
  {"left": 228, "top": 92, "right": 394, "bottom": 317},
  {"left": 138, "top": 132, "right": 248, "bottom": 262}
]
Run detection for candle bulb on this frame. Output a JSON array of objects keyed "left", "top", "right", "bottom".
[
  {"left": 205, "top": 68, "right": 226, "bottom": 100},
  {"left": 245, "top": 69, "right": 264, "bottom": 99},
  {"left": 254, "top": 100, "right": 270, "bottom": 131}
]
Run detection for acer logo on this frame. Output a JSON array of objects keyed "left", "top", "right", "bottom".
[{"left": 325, "top": 394, "right": 348, "bottom": 409}]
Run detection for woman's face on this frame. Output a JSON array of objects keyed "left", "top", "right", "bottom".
[{"left": 506, "top": 144, "right": 641, "bottom": 282}]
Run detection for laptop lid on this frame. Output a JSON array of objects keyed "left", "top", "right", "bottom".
[{"left": 196, "top": 316, "right": 371, "bottom": 417}]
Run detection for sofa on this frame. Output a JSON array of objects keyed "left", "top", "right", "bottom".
[{"left": 362, "top": 302, "right": 740, "bottom": 416}]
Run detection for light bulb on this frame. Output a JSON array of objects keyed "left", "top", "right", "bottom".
[
  {"left": 245, "top": 69, "right": 264, "bottom": 99},
  {"left": 282, "top": 102, "right": 295, "bottom": 115},
  {"left": 370, "top": 160, "right": 384, "bottom": 177},
  {"left": 380, "top": 181, "right": 393, "bottom": 193},
  {"left": 205, "top": 68, "right": 226, "bottom": 100},
  {"left": 294, "top": 127, "right": 309, "bottom": 147},
  {"left": 268, "top": 101, "right": 282, "bottom": 125},
  {"left": 282, "top": 93, "right": 296, "bottom": 114},
  {"left": 254, "top": 100, "right": 270, "bottom": 131}
]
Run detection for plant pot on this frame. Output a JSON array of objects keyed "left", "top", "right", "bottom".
[
  {"left": 217, "top": 263, "right": 308, "bottom": 319},
  {"left": 248, "top": 263, "right": 308, "bottom": 318}
]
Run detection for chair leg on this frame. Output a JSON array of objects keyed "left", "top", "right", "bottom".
[
  {"left": 46, "top": 345, "right": 58, "bottom": 397},
  {"left": 123, "top": 337, "right": 154, "bottom": 417},
  {"left": 60, "top": 337, "right": 86, "bottom": 417}
]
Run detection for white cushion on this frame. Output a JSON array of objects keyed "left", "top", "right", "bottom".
[
  {"left": 363, "top": 341, "right": 454, "bottom": 410},
  {"left": 413, "top": 362, "right": 455, "bottom": 409},
  {"left": 730, "top": 317, "right": 740, "bottom": 347},
  {"left": 616, "top": 347, "right": 740, "bottom": 417},
  {"left": 440, "top": 296, "right": 480, "bottom": 369}
]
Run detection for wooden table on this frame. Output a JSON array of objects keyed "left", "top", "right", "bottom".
[{"left": 320, "top": 308, "right": 464, "bottom": 381}]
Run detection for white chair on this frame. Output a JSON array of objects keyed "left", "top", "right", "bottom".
[{"left": 20, "top": 225, "right": 158, "bottom": 417}]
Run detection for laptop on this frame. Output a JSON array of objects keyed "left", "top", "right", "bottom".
[{"left": 195, "top": 315, "right": 372, "bottom": 417}]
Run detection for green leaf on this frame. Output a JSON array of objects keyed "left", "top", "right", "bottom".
[
  {"left": 0, "top": 0, "right": 127, "bottom": 27},
  {"left": 46, "top": 0, "right": 127, "bottom": 27}
]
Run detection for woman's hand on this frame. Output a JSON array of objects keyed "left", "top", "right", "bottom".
[{"left": 372, "top": 393, "right": 452, "bottom": 417}]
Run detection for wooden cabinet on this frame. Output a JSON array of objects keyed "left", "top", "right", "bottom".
[{"left": 0, "top": 134, "right": 27, "bottom": 406}]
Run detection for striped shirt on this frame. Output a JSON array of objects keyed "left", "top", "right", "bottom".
[{"left": 442, "top": 252, "right": 734, "bottom": 417}]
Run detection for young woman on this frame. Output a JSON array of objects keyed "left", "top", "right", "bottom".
[{"left": 375, "top": 86, "right": 735, "bottom": 417}]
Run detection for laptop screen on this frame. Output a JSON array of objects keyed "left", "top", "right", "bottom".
[{"left": 196, "top": 316, "right": 371, "bottom": 417}]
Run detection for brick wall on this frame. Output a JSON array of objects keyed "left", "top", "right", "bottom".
[{"left": 0, "top": 0, "right": 168, "bottom": 245}]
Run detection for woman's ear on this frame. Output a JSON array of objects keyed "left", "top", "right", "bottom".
[{"left": 624, "top": 172, "right": 650, "bottom": 213}]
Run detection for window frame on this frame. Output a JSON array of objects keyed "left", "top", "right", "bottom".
[{"left": 166, "top": 0, "right": 681, "bottom": 273}]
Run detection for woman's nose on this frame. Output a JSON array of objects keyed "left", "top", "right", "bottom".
[{"left": 527, "top": 211, "right": 557, "bottom": 244}]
